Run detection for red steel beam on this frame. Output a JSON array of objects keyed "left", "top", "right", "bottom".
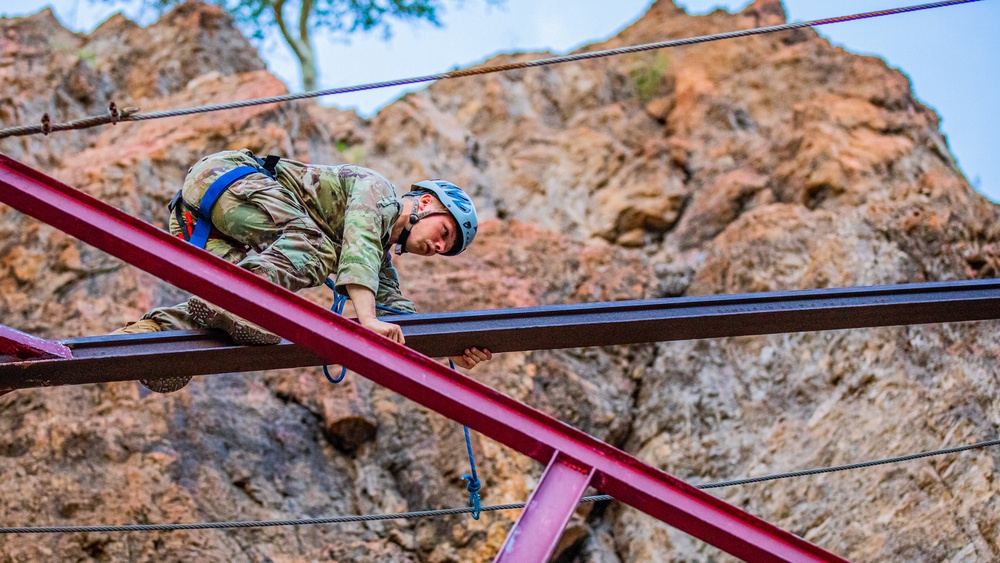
[
  {"left": 0, "top": 323, "right": 71, "bottom": 361},
  {"left": 0, "top": 153, "right": 847, "bottom": 562},
  {"left": 496, "top": 452, "right": 595, "bottom": 562}
]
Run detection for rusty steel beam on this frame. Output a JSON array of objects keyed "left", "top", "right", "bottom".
[
  {"left": 0, "top": 152, "right": 848, "bottom": 561},
  {"left": 410, "top": 279, "right": 1000, "bottom": 354},
  {"left": 2, "top": 279, "right": 1000, "bottom": 390},
  {"left": 0, "top": 330, "right": 321, "bottom": 389}
]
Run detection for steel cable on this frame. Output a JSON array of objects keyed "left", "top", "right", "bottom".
[
  {"left": 0, "top": 0, "right": 983, "bottom": 140},
  {"left": 1, "top": 437, "right": 996, "bottom": 534},
  {"left": 694, "top": 437, "right": 1000, "bottom": 489}
]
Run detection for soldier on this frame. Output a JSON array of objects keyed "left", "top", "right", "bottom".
[{"left": 116, "top": 149, "right": 491, "bottom": 393}]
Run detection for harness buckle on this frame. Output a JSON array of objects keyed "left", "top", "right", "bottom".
[{"left": 255, "top": 155, "right": 281, "bottom": 179}]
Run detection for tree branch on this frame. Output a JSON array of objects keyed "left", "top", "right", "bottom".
[
  {"left": 298, "top": 0, "right": 315, "bottom": 46},
  {"left": 272, "top": 0, "right": 305, "bottom": 60}
]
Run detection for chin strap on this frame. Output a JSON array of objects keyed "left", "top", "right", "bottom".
[{"left": 394, "top": 205, "right": 422, "bottom": 256}]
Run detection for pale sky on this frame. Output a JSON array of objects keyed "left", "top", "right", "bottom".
[{"left": 2, "top": 1, "right": 998, "bottom": 201}]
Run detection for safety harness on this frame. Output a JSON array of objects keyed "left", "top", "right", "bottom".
[{"left": 171, "top": 155, "right": 281, "bottom": 249}]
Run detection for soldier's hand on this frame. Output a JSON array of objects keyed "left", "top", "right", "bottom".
[
  {"left": 361, "top": 318, "right": 405, "bottom": 345},
  {"left": 449, "top": 347, "right": 492, "bottom": 369}
]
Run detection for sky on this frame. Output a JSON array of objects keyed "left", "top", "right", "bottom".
[{"left": 2, "top": 0, "right": 998, "bottom": 201}]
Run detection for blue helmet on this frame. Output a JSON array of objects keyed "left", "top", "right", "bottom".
[{"left": 409, "top": 180, "right": 478, "bottom": 256}]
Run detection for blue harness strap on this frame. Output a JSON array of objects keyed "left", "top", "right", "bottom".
[{"left": 188, "top": 166, "right": 260, "bottom": 248}]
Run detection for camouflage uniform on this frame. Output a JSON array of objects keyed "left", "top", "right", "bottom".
[
  {"left": 142, "top": 148, "right": 416, "bottom": 330},
  {"left": 120, "top": 149, "right": 416, "bottom": 392}
]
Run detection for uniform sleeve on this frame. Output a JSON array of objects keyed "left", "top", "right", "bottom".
[
  {"left": 334, "top": 176, "right": 393, "bottom": 296},
  {"left": 375, "top": 253, "right": 417, "bottom": 315}
]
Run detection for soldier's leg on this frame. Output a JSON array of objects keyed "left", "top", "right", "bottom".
[
  {"left": 115, "top": 197, "right": 248, "bottom": 393},
  {"left": 213, "top": 179, "right": 338, "bottom": 292},
  {"left": 185, "top": 179, "right": 338, "bottom": 344},
  {"left": 116, "top": 212, "right": 248, "bottom": 333},
  {"left": 114, "top": 315, "right": 194, "bottom": 394}
]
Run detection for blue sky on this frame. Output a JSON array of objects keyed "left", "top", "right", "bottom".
[{"left": 2, "top": 1, "right": 998, "bottom": 201}]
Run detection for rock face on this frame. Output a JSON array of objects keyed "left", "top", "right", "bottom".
[{"left": 1, "top": 1, "right": 999, "bottom": 561}]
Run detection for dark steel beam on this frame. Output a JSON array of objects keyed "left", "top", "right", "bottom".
[
  {"left": 0, "top": 152, "right": 847, "bottom": 562},
  {"left": 400, "top": 278, "right": 1000, "bottom": 355},
  {"left": 2, "top": 279, "right": 999, "bottom": 390},
  {"left": 0, "top": 330, "right": 292, "bottom": 390}
]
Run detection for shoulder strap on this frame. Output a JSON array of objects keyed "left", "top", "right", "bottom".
[{"left": 189, "top": 166, "right": 259, "bottom": 248}]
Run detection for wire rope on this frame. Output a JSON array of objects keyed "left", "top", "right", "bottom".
[
  {"left": 0, "top": 0, "right": 983, "bottom": 140},
  {"left": 1, "top": 436, "right": 995, "bottom": 534}
]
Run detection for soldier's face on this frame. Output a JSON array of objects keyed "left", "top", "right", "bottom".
[{"left": 407, "top": 213, "right": 459, "bottom": 256}]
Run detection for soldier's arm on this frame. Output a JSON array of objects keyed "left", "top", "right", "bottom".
[
  {"left": 334, "top": 176, "right": 393, "bottom": 300},
  {"left": 344, "top": 283, "right": 404, "bottom": 344}
]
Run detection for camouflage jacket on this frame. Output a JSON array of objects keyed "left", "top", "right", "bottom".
[{"left": 202, "top": 149, "right": 416, "bottom": 314}]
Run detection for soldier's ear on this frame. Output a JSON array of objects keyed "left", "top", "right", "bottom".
[{"left": 417, "top": 193, "right": 434, "bottom": 211}]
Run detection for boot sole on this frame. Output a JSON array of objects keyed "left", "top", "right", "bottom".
[
  {"left": 188, "top": 297, "right": 282, "bottom": 346},
  {"left": 140, "top": 376, "right": 193, "bottom": 394}
]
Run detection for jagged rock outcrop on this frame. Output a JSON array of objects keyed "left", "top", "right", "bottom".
[{"left": 1, "top": 1, "right": 998, "bottom": 561}]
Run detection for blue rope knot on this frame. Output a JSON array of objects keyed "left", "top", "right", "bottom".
[
  {"left": 461, "top": 420, "right": 483, "bottom": 520},
  {"left": 462, "top": 474, "right": 482, "bottom": 519}
]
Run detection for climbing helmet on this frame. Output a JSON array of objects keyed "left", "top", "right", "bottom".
[{"left": 409, "top": 180, "right": 478, "bottom": 256}]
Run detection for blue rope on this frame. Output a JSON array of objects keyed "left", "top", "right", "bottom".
[
  {"left": 459, "top": 412, "right": 483, "bottom": 520},
  {"left": 322, "top": 279, "right": 349, "bottom": 383},
  {"left": 322, "top": 279, "right": 484, "bottom": 518},
  {"left": 375, "top": 303, "right": 409, "bottom": 314},
  {"left": 321, "top": 280, "right": 411, "bottom": 383}
]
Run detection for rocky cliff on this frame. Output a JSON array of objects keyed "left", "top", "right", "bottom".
[{"left": 1, "top": 1, "right": 998, "bottom": 561}]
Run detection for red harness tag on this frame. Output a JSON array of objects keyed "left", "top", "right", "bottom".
[{"left": 183, "top": 211, "right": 195, "bottom": 238}]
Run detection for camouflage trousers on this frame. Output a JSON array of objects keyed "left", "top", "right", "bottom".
[{"left": 140, "top": 151, "right": 339, "bottom": 332}]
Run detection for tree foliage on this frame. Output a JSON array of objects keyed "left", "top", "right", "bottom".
[{"left": 92, "top": 0, "right": 488, "bottom": 91}]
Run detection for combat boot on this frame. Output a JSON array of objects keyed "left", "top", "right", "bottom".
[
  {"left": 112, "top": 319, "right": 193, "bottom": 393},
  {"left": 187, "top": 296, "right": 282, "bottom": 345}
]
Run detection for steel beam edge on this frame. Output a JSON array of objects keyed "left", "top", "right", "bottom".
[
  {"left": 0, "top": 152, "right": 846, "bottom": 562},
  {"left": 0, "top": 330, "right": 321, "bottom": 389},
  {"left": 0, "top": 324, "right": 71, "bottom": 360}
]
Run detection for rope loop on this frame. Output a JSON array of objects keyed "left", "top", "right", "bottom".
[
  {"left": 462, "top": 474, "right": 482, "bottom": 519},
  {"left": 322, "top": 279, "right": 349, "bottom": 383},
  {"left": 322, "top": 362, "right": 348, "bottom": 384}
]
